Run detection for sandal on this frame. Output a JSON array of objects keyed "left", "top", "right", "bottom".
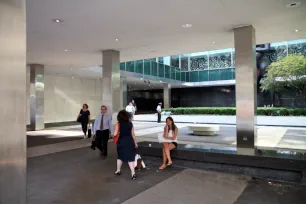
[{"left": 159, "top": 164, "right": 167, "bottom": 170}]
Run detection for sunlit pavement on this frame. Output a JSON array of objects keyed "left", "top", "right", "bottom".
[
  {"left": 132, "top": 121, "right": 306, "bottom": 151},
  {"left": 27, "top": 121, "right": 306, "bottom": 152}
]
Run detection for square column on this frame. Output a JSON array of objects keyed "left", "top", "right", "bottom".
[
  {"left": 0, "top": 0, "right": 27, "bottom": 203},
  {"left": 120, "top": 78, "right": 127, "bottom": 108},
  {"left": 102, "top": 50, "right": 120, "bottom": 122},
  {"left": 29, "top": 64, "right": 45, "bottom": 130},
  {"left": 234, "top": 25, "right": 257, "bottom": 155},
  {"left": 163, "top": 83, "right": 171, "bottom": 108}
]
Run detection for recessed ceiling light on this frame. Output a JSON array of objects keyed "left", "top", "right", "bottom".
[
  {"left": 212, "top": 42, "right": 216, "bottom": 44},
  {"left": 115, "top": 38, "right": 119, "bottom": 42},
  {"left": 53, "top": 19, "right": 63, "bottom": 23},
  {"left": 286, "top": 2, "right": 301, "bottom": 8},
  {"left": 182, "top": 24, "right": 192, "bottom": 28},
  {"left": 295, "top": 29, "right": 299, "bottom": 32},
  {"left": 64, "top": 49, "right": 69, "bottom": 52}
]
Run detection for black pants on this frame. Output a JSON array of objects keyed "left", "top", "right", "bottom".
[
  {"left": 81, "top": 122, "right": 88, "bottom": 135},
  {"left": 157, "top": 112, "right": 161, "bottom": 123},
  {"left": 96, "top": 129, "right": 110, "bottom": 156}
]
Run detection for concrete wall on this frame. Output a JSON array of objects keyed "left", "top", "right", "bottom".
[{"left": 27, "top": 75, "right": 102, "bottom": 124}]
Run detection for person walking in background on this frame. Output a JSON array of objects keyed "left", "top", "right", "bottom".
[
  {"left": 132, "top": 100, "right": 137, "bottom": 119},
  {"left": 77, "top": 104, "right": 90, "bottom": 139},
  {"left": 126, "top": 102, "right": 135, "bottom": 121},
  {"left": 156, "top": 102, "right": 162, "bottom": 123},
  {"left": 159, "top": 117, "right": 178, "bottom": 170},
  {"left": 93, "top": 105, "right": 113, "bottom": 158},
  {"left": 114, "top": 110, "right": 138, "bottom": 180}
]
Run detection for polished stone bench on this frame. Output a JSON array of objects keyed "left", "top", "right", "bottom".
[
  {"left": 137, "top": 141, "right": 306, "bottom": 182},
  {"left": 188, "top": 124, "right": 220, "bottom": 136}
]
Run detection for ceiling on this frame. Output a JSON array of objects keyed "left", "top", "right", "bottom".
[{"left": 27, "top": 0, "right": 306, "bottom": 79}]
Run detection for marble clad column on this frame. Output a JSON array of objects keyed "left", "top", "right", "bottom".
[
  {"left": 0, "top": 0, "right": 27, "bottom": 203},
  {"left": 102, "top": 50, "right": 120, "bottom": 123},
  {"left": 120, "top": 77, "right": 127, "bottom": 108},
  {"left": 29, "top": 64, "right": 45, "bottom": 130},
  {"left": 163, "top": 83, "right": 171, "bottom": 108},
  {"left": 234, "top": 25, "right": 257, "bottom": 155}
]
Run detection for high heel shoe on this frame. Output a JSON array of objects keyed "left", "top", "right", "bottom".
[
  {"left": 131, "top": 174, "right": 136, "bottom": 180},
  {"left": 159, "top": 165, "right": 167, "bottom": 170},
  {"left": 167, "top": 162, "right": 173, "bottom": 167},
  {"left": 114, "top": 171, "right": 121, "bottom": 176}
]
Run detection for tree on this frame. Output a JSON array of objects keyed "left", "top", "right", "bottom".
[{"left": 261, "top": 54, "right": 306, "bottom": 97}]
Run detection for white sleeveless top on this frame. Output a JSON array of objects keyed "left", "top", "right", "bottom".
[{"left": 168, "top": 130, "right": 173, "bottom": 138}]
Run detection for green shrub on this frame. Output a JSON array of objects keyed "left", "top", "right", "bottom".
[{"left": 163, "top": 107, "right": 306, "bottom": 116}]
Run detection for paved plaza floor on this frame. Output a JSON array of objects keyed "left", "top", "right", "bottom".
[
  {"left": 27, "top": 145, "right": 306, "bottom": 204},
  {"left": 134, "top": 114, "right": 306, "bottom": 127},
  {"left": 26, "top": 123, "right": 306, "bottom": 203}
]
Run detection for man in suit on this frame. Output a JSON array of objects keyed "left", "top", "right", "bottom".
[{"left": 93, "top": 105, "right": 113, "bottom": 158}]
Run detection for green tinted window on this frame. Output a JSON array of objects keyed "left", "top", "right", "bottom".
[
  {"left": 190, "top": 71, "right": 199, "bottom": 82},
  {"left": 136, "top": 60, "right": 143, "bottom": 74},
  {"left": 126, "top": 61, "right": 135, "bottom": 72},
  {"left": 120, "top": 62, "right": 125, "bottom": 71},
  {"left": 199, "top": 70, "right": 209, "bottom": 81}
]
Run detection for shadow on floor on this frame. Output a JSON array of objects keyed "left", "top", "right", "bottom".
[
  {"left": 27, "top": 135, "right": 83, "bottom": 147},
  {"left": 27, "top": 145, "right": 182, "bottom": 204}
]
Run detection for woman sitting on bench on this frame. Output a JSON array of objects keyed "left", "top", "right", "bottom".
[{"left": 159, "top": 117, "right": 178, "bottom": 170}]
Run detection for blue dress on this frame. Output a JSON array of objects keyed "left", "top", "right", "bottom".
[{"left": 117, "top": 122, "right": 136, "bottom": 162}]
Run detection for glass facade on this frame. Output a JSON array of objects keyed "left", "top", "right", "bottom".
[{"left": 120, "top": 39, "right": 306, "bottom": 83}]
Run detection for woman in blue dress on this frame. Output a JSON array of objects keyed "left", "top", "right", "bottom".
[{"left": 113, "top": 110, "right": 138, "bottom": 180}]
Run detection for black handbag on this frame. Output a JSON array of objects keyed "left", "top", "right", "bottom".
[{"left": 87, "top": 124, "right": 92, "bottom": 138}]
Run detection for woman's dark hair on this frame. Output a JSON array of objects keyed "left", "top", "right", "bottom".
[
  {"left": 117, "top": 110, "right": 130, "bottom": 123},
  {"left": 83, "top": 104, "right": 88, "bottom": 109},
  {"left": 166, "top": 117, "right": 176, "bottom": 132}
]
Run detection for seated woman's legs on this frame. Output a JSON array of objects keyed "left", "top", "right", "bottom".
[
  {"left": 159, "top": 147, "right": 167, "bottom": 169},
  {"left": 159, "top": 143, "right": 176, "bottom": 169},
  {"left": 164, "top": 143, "right": 176, "bottom": 165}
]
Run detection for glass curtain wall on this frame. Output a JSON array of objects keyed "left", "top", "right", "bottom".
[{"left": 120, "top": 39, "right": 306, "bottom": 83}]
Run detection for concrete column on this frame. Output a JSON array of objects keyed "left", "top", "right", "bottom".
[
  {"left": 0, "top": 0, "right": 27, "bottom": 203},
  {"left": 29, "top": 64, "right": 45, "bottom": 130},
  {"left": 234, "top": 25, "right": 257, "bottom": 155},
  {"left": 163, "top": 83, "right": 171, "bottom": 108},
  {"left": 102, "top": 50, "right": 120, "bottom": 122},
  {"left": 120, "top": 77, "right": 127, "bottom": 108}
]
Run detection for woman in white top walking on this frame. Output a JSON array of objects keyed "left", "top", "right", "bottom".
[
  {"left": 159, "top": 117, "right": 178, "bottom": 170},
  {"left": 126, "top": 102, "right": 135, "bottom": 121}
]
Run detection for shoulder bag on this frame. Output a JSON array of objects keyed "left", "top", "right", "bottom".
[{"left": 113, "top": 122, "right": 120, "bottom": 144}]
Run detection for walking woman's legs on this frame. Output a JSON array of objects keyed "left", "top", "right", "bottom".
[
  {"left": 116, "top": 159, "right": 123, "bottom": 173},
  {"left": 128, "top": 161, "right": 135, "bottom": 176}
]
